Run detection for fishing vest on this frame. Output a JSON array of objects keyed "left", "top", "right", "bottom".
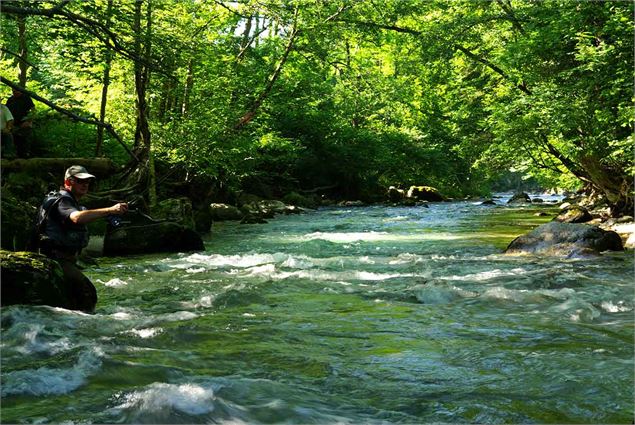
[{"left": 39, "top": 190, "right": 89, "bottom": 252}]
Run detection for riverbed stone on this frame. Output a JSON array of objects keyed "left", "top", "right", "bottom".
[
  {"left": 0, "top": 249, "right": 72, "bottom": 308},
  {"left": 505, "top": 222, "right": 623, "bottom": 256},
  {"left": 507, "top": 192, "right": 531, "bottom": 204}
]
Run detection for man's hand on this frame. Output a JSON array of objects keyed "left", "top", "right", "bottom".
[{"left": 109, "top": 203, "right": 129, "bottom": 215}]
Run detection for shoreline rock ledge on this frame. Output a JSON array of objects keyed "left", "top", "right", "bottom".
[{"left": 505, "top": 222, "right": 623, "bottom": 256}]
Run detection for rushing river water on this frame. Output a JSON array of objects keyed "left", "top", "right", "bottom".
[{"left": 1, "top": 197, "right": 633, "bottom": 424}]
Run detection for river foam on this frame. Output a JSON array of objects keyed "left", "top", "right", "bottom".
[{"left": 110, "top": 382, "right": 217, "bottom": 416}]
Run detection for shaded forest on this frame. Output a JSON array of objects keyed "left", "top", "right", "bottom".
[{"left": 1, "top": 0, "right": 633, "bottom": 214}]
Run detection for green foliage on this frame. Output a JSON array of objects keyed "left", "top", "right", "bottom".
[{"left": 1, "top": 0, "right": 631, "bottom": 208}]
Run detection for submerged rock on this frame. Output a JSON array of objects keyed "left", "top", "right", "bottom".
[
  {"left": 505, "top": 222, "right": 623, "bottom": 256},
  {"left": 507, "top": 192, "right": 531, "bottom": 204},
  {"left": 338, "top": 200, "right": 365, "bottom": 207},
  {"left": 0, "top": 249, "right": 72, "bottom": 308}
]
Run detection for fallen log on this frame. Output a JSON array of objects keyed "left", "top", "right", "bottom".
[{"left": 1, "top": 157, "right": 118, "bottom": 178}]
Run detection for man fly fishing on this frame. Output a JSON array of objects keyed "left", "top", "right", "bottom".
[{"left": 36, "top": 165, "right": 128, "bottom": 312}]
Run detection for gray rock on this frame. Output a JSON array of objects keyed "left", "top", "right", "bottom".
[
  {"left": 210, "top": 203, "right": 244, "bottom": 221},
  {"left": 505, "top": 222, "right": 623, "bottom": 256}
]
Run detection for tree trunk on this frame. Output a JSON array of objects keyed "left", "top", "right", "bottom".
[
  {"left": 132, "top": 0, "right": 156, "bottom": 207},
  {"left": 144, "top": 0, "right": 157, "bottom": 207},
  {"left": 17, "top": 15, "right": 28, "bottom": 86},
  {"left": 578, "top": 156, "right": 634, "bottom": 216},
  {"left": 95, "top": 0, "right": 114, "bottom": 157},
  {"left": 133, "top": 0, "right": 150, "bottom": 157},
  {"left": 182, "top": 59, "right": 194, "bottom": 116}
]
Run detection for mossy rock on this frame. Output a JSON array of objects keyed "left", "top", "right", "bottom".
[{"left": 0, "top": 249, "right": 72, "bottom": 308}]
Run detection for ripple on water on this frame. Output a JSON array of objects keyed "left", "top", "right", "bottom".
[{"left": 1, "top": 348, "right": 103, "bottom": 397}]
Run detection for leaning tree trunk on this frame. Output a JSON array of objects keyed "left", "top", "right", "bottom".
[
  {"left": 578, "top": 155, "right": 634, "bottom": 217},
  {"left": 234, "top": 7, "right": 299, "bottom": 130}
]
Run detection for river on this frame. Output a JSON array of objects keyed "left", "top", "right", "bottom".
[{"left": 1, "top": 196, "right": 633, "bottom": 424}]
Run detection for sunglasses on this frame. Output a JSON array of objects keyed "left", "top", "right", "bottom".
[{"left": 73, "top": 178, "right": 92, "bottom": 184}]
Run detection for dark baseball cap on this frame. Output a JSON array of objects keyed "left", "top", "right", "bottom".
[{"left": 65, "top": 165, "right": 96, "bottom": 180}]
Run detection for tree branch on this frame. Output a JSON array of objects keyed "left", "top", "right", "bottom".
[
  {"left": 494, "top": 0, "right": 526, "bottom": 35},
  {"left": 234, "top": 7, "right": 299, "bottom": 130},
  {"left": 0, "top": 48, "right": 39, "bottom": 70},
  {"left": 1, "top": 2, "right": 177, "bottom": 81},
  {"left": 338, "top": 19, "right": 532, "bottom": 95},
  {"left": 0, "top": 76, "right": 138, "bottom": 163}
]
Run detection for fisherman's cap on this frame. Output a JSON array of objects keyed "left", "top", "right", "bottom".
[{"left": 65, "top": 165, "right": 96, "bottom": 180}]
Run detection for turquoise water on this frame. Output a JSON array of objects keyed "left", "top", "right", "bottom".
[{"left": 2, "top": 200, "right": 633, "bottom": 424}]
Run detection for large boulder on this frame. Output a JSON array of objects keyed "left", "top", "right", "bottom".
[
  {"left": 553, "top": 205, "right": 592, "bottom": 223},
  {"left": 0, "top": 250, "right": 72, "bottom": 308},
  {"left": 209, "top": 203, "right": 244, "bottom": 221},
  {"left": 406, "top": 186, "right": 446, "bottom": 202},
  {"left": 258, "top": 200, "right": 287, "bottom": 215},
  {"left": 103, "top": 221, "right": 204, "bottom": 256},
  {"left": 505, "top": 222, "right": 623, "bottom": 256}
]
